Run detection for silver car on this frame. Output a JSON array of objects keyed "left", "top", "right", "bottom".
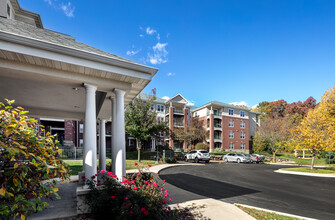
[
  {"left": 223, "top": 153, "right": 251, "bottom": 163},
  {"left": 185, "top": 150, "right": 210, "bottom": 163}
]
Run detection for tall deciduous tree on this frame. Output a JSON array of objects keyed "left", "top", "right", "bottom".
[
  {"left": 174, "top": 117, "right": 208, "bottom": 148},
  {"left": 125, "top": 90, "right": 168, "bottom": 161},
  {"left": 294, "top": 85, "right": 335, "bottom": 169},
  {"left": 254, "top": 117, "right": 291, "bottom": 162}
]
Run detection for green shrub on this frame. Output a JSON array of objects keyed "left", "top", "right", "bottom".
[
  {"left": 213, "top": 148, "right": 226, "bottom": 154},
  {"left": 195, "top": 143, "right": 209, "bottom": 151},
  {"left": 165, "top": 157, "right": 177, "bottom": 164},
  {"left": 85, "top": 165, "right": 180, "bottom": 219},
  {"left": 325, "top": 152, "right": 335, "bottom": 164},
  {"left": 0, "top": 100, "right": 69, "bottom": 219}
]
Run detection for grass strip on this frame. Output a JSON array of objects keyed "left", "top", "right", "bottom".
[
  {"left": 236, "top": 205, "right": 302, "bottom": 220},
  {"left": 64, "top": 159, "right": 162, "bottom": 175},
  {"left": 281, "top": 166, "right": 335, "bottom": 174}
]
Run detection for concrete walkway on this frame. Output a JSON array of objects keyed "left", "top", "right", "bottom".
[{"left": 29, "top": 162, "right": 255, "bottom": 219}]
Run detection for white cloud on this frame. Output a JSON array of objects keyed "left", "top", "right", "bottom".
[
  {"left": 147, "top": 42, "right": 168, "bottom": 65},
  {"left": 162, "top": 96, "right": 169, "bottom": 100},
  {"left": 229, "top": 101, "right": 248, "bottom": 107},
  {"left": 251, "top": 104, "right": 258, "bottom": 109},
  {"left": 126, "top": 49, "right": 141, "bottom": 56},
  {"left": 44, "top": 0, "right": 53, "bottom": 5},
  {"left": 146, "top": 27, "right": 156, "bottom": 35},
  {"left": 167, "top": 72, "right": 175, "bottom": 76},
  {"left": 187, "top": 100, "right": 195, "bottom": 106},
  {"left": 60, "top": 2, "right": 75, "bottom": 17},
  {"left": 139, "top": 34, "right": 144, "bottom": 38},
  {"left": 157, "top": 33, "right": 160, "bottom": 40}
]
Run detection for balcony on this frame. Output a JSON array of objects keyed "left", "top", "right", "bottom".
[
  {"left": 207, "top": 111, "right": 222, "bottom": 119},
  {"left": 206, "top": 124, "right": 222, "bottom": 131},
  {"left": 165, "top": 108, "right": 184, "bottom": 116},
  {"left": 173, "top": 121, "right": 184, "bottom": 127}
]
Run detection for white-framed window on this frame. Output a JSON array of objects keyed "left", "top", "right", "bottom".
[
  {"left": 79, "top": 139, "right": 84, "bottom": 147},
  {"left": 150, "top": 105, "right": 155, "bottom": 111},
  {"left": 229, "top": 142, "right": 234, "bottom": 150},
  {"left": 240, "top": 111, "right": 245, "bottom": 117},
  {"left": 240, "top": 143, "right": 245, "bottom": 150},
  {"left": 157, "top": 117, "right": 164, "bottom": 123},
  {"left": 157, "top": 104, "right": 165, "bottom": 112},
  {"left": 240, "top": 132, "right": 245, "bottom": 139},
  {"left": 79, "top": 124, "right": 84, "bottom": 133},
  {"left": 240, "top": 121, "right": 245, "bottom": 128},
  {"left": 229, "top": 120, "right": 234, "bottom": 127},
  {"left": 229, "top": 131, "right": 234, "bottom": 138},
  {"left": 228, "top": 109, "right": 234, "bottom": 116}
]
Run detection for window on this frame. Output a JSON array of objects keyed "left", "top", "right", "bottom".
[
  {"left": 79, "top": 124, "right": 84, "bottom": 133},
  {"left": 157, "top": 104, "right": 165, "bottom": 112},
  {"left": 229, "top": 120, "right": 234, "bottom": 127},
  {"left": 229, "top": 131, "right": 234, "bottom": 138},
  {"left": 79, "top": 139, "right": 84, "bottom": 147},
  {"left": 240, "top": 121, "right": 245, "bottom": 128},
  {"left": 256, "top": 115, "right": 259, "bottom": 123},
  {"left": 228, "top": 109, "right": 234, "bottom": 116},
  {"left": 240, "top": 132, "right": 245, "bottom": 139},
  {"left": 229, "top": 143, "right": 234, "bottom": 150},
  {"left": 150, "top": 105, "right": 155, "bottom": 111},
  {"left": 240, "top": 111, "right": 245, "bottom": 117},
  {"left": 240, "top": 143, "right": 245, "bottom": 150}
]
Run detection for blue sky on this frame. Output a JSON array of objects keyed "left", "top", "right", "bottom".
[{"left": 20, "top": 0, "right": 335, "bottom": 108}]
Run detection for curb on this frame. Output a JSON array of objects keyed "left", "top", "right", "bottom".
[
  {"left": 275, "top": 169, "right": 335, "bottom": 178},
  {"left": 235, "top": 203, "right": 317, "bottom": 220}
]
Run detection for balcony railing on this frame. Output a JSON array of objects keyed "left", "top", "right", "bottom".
[
  {"left": 174, "top": 121, "right": 184, "bottom": 127},
  {"left": 214, "top": 135, "right": 222, "bottom": 139},
  {"left": 214, "top": 124, "right": 221, "bottom": 128},
  {"left": 165, "top": 108, "right": 184, "bottom": 115},
  {"left": 207, "top": 111, "right": 222, "bottom": 116}
]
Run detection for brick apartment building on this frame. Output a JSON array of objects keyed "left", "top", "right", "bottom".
[{"left": 126, "top": 94, "right": 260, "bottom": 154}]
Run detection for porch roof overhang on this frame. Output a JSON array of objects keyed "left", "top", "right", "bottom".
[{"left": 0, "top": 18, "right": 158, "bottom": 120}]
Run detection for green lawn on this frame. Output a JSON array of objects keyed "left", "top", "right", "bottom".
[
  {"left": 64, "top": 159, "right": 161, "bottom": 175},
  {"left": 282, "top": 166, "right": 335, "bottom": 174},
  {"left": 236, "top": 205, "right": 301, "bottom": 220}
]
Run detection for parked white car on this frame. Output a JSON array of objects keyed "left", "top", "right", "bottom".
[
  {"left": 185, "top": 150, "right": 210, "bottom": 163},
  {"left": 223, "top": 153, "right": 251, "bottom": 163}
]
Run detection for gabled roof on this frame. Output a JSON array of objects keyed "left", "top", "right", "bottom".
[
  {"left": 165, "top": 93, "right": 189, "bottom": 105},
  {"left": 10, "top": 0, "right": 43, "bottom": 28}
]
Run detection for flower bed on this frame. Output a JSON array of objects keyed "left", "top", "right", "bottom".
[{"left": 83, "top": 163, "right": 180, "bottom": 219}]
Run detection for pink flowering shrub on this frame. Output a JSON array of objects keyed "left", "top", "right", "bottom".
[{"left": 84, "top": 164, "right": 180, "bottom": 219}]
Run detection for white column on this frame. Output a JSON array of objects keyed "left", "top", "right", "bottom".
[
  {"left": 151, "top": 138, "right": 156, "bottom": 152},
  {"left": 99, "top": 119, "right": 106, "bottom": 171},
  {"left": 110, "top": 97, "right": 117, "bottom": 174},
  {"left": 113, "top": 89, "right": 126, "bottom": 181},
  {"left": 83, "top": 84, "right": 97, "bottom": 181}
]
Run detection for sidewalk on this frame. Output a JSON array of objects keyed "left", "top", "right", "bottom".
[{"left": 30, "top": 163, "right": 255, "bottom": 220}]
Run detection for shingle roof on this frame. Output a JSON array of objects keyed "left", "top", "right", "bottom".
[
  {"left": 0, "top": 17, "right": 138, "bottom": 64},
  {"left": 137, "top": 93, "right": 166, "bottom": 103}
]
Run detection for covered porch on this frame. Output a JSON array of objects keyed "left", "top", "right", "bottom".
[{"left": 0, "top": 17, "right": 158, "bottom": 181}]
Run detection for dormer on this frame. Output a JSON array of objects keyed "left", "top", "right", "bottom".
[{"left": 0, "top": 0, "right": 43, "bottom": 28}]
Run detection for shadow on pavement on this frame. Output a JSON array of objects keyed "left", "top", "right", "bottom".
[{"left": 160, "top": 173, "right": 260, "bottom": 200}]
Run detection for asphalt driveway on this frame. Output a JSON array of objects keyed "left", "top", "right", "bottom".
[{"left": 159, "top": 163, "right": 335, "bottom": 220}]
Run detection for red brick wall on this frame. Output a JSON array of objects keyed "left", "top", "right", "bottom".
[
  {"left": 64, "top": 120, "right": 74, "bottom": 142},
  {"left": 169, "top": 106, "right": 174, "bottom": 149},
  {"left": 209, "top": 113, "right": 214, "bottom": 152},
  {"left": 221, "top": 116, "right": 249, "bottom": 151}
]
